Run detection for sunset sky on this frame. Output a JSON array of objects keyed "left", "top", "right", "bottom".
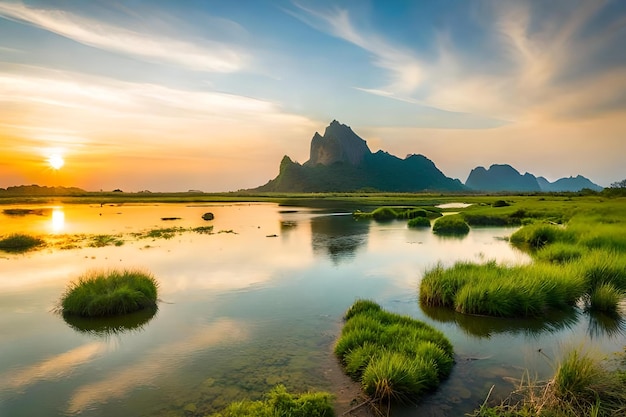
[{"left": 1, "top": 0, "right": 625, "bottom": 192}]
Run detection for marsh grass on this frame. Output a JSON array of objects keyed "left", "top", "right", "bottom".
[
  {"left": 139, "top": 227, "right": 185, "bottom": 239},
  {"left": 335, "top": 300, "right": 454, "bottom": 405},
  {"left": 407, "top": 216, "right": 430, "bottom": 228},
  {"left": 0, "top": 233, "right": 45, "bottom": 253},
  {"left": 584, "top": 284, "right": 623, "bottom": 316},
  {"left": 2, "top": 208, "right": 50, "bottom": 216},
  {"left": 60, "top": 269, "right": 158, "bottom": 317},
  {"left": 432, "top": 215, "right": 470, "bottom": 235},
  {"left": 192, "top": 225, "right": 214, "bottom": 234},
  {"left": 353, "top": 206, "right": 442, "bottom": 221},
  {"left": 471, "top": 349, "right": 626, "bottom": 417},
  {"left": 209, "top": 384, "right": 334, "bottom": 417},
  {"left": 420, "top": 262, "right": 586, "bottom": 317},
  {"left": 510, "top": 223, "right": 574, "bottom": 249},
  {"left": 535, "top": 243, "right": 584, "bottom": 264},
  {"left": 89, "top": 234, "right": 124, "bottom": 247}
]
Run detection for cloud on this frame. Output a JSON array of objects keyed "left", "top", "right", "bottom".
[
  {"left": 293, "top": 1, "right": 626, "bottom": 124},
  {"left": 0, "top": 2, "right": 248, "bottom": 72},
  {"left": 291, "top": 2, "right": 423, "bottom": 96}
]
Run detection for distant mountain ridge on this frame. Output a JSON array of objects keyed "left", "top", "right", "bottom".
[
  {"left": 465, "top": 164, "right": 603, "bottom": 192},
  {"left": 254, "top": 120, "right": 465, "bottom": 192}
]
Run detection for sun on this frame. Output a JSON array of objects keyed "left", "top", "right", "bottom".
[{"left": 47, "top": 153, "right": 65, "bottom": 170}]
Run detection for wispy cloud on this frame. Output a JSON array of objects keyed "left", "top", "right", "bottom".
[
  {"left": 0, "top": 2, "right": 248, "bottom": 72},
  {"left": 293, "top": 1, "right": 626, "bottom": 123},
  {"left": 291, "top": 2, "right": 423, "bottom": 95}
]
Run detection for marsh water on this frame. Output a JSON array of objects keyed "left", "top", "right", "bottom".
[{"left": 1, "top": 203, "right": 624, "bottom": 417}]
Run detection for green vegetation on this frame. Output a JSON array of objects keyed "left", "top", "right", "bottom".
[
  {"left": 2, "top": 208, "right": 50, "bottom": 216},
  {"left": 432, "top": 215, "right": 470, "bottom": 235},
  {"left": 353, "top": 206, "right": 442, "bottom": 221},
  {"left": 136, "top": 227, "right": 186, "bottom": 240},
  {"left": 422, "top": 200, "right": 626, "bottom": 318},
  {"left": 471, "top": 349, "right": 626, "bottom": 417},
  {"left": 60, "top": 269, "right": 158, "bottom": 317},
  {"left": 0, "top": 233, "right": 45, "bottom": 253},
  {"left": 420, "top": 261, "right": 584, "bottom": 317},
  {"left": 192, "top": 225, "right": 214, "bottom": 234},
  {"left": 89, "top": 234, "right": 124, "bottom": 247},
  {"left": 407, "top": 216, "right": 431, "bottom": 228},
  {"left": 209, "top": 385, "right": 334, "bottom": 417},
  {"left": 335, "top": 300, "right": 453, "bottom": 404}
]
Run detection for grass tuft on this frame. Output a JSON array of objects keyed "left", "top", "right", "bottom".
[
  {"left": 407, "top": 216, "right": 431, "bottom": 228},
  {"left": 335, "top": 300, "right": 453, "bottom": 405},
  {"left": 0, "top": 233, "right": 45, "bottom": 253},
  {"left": 209, "top": 384, "right": 334, "bottom": 417},
  {"left": 60, "top": 269, "right": 158, "bottom": 317},
  {"left": 432, "top": 215, "right": 470, "bottom": 235}
]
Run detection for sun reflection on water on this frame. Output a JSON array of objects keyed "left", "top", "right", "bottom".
[{"left": 51, "top": 208, "right": 65, "bottom": 233}]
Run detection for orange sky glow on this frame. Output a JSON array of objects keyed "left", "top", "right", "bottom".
[{"left": 1, "top": 1, "right": 625, "bottom": 191}]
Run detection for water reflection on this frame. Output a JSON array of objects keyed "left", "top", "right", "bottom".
[
  {"left": 586, "top": 311, "right": 626, "bottom": 340},
  {"left": 50, "top": 207, "right": 65, "bottom": 233},
  {"left": 421, "top": 304, "right": 580, "bottom": 338},
  {"left": 66, "top": 318, "right": 249, "bottom": 414},
  {"left": 0, "top": 342, "right": 107, "bottom": 392},
  {"left": 62, "top": 307, "right": 158, "bottom": 337},
  {"left": 310, "top": 214, "right": 368, "bottom": 263}
]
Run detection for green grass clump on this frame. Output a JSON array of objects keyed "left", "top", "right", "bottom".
[
  {"left": 510, "top": 223, "right": 574, "bottom": 249},
  {"left": 60, "top": 269, "right": 158, "bottom": 317},
  {"left": 407, "top": 216, "right": 431, "bottom": 228},
  {"left": 471, "top": 349, "right": 626, "bottom": 417},
  {"left": 371, "top": 207, "right": 398, "bottom": 221},
  {"left": 89, "top": 234, "right": 124, "bottom": 247},
  {"left": 432, "top": 215, "right": 470, "bottom": 235},
  {"left": 585, "top": 284, "right": 623, "bottom": 316},
  {"left": 210, "top": 385, "right": 334, "bottom": 417},
  {"left": 335, "top": 300, "right": 453, "bottom": 405},
  {"left": 535, "top": 243, "right": 584, "bottom": 264},
  {"left": 0, "top": 233, "right": 45, "bottom": 253},
  {"left": 420, "top": 261, "right": 585, "bottom": 318},
  {"left": 462, "top": 212, "right": 521, "bottom": 227}
]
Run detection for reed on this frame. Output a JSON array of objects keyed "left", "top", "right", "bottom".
[{"left": 471, "top": 349, "right": 626, "bottom": 417}]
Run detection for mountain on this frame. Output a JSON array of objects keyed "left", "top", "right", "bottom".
[
  {"left": 253, "top": 120, "right": 465, "bottom": 192},
  {"left": 465, "top": 164, "right": 603, "bottom": 192},
  {"left": 465, "top": 164, "right": 541, "bottom": 192},
  {"left": 0, "top": 184, "right": 87, "bottom": 195},
  {"left": 537, "top": 175, "right": 603, "bottom": 192}
]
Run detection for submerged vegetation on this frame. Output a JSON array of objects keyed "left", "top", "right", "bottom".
[
  {"left": 209, "top": 385, "right": 334, "bottom": 417},
  {"left": 0, "top": 233, "right": 45, "bottom": 253},
  {"left": 335, "top": 300, "right": 454, "bottom": 405},
  {"left": 60, "top": 269, "right": 158, "bottom": 317},
  {"left": 472, "top": 348, "right": 626, "bottom": 417}
]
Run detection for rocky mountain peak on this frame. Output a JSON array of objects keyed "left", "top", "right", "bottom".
[{"left": 306, "top": 120, "right": 371, "bottom": 166}]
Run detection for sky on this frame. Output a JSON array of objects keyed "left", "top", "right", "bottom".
[{"left": 0, "top": 0, "right": 625, "bottom": 192}]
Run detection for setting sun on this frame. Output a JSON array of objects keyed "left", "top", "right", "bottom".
[{"left": 47, "top": 154, "right": 65, "bottom": 170}]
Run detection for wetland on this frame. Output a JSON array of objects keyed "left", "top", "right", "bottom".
[{"left": 1, "top": 195, "right": 625, "bottom": 416}]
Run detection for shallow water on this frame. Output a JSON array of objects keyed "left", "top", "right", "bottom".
[{"left": 0, "top": 203, "right": 624, "bottom": 417}]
